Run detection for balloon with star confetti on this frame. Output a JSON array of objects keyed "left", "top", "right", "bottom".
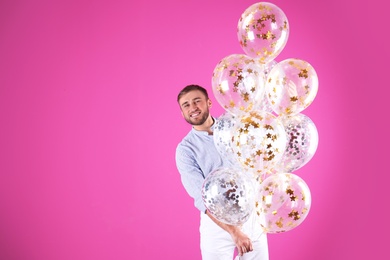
[
  {"left": 237, "top": 2, "right": 289, "bottom": 64},
  {"left": 276, "top": 113, "right": 319, "bottom": 173},
  {"left": 230, "top": 110, "right": 287, "bottom": 176},
  {"left": 263, "top": 59, "right": 278, "bottom": 79},
  {"left": 211, "top": 54, "right": 267, "bottom": 116},
  {"left": 256, "top": 172, "right": 311, "bottom": 233},
  {"left": 256, "top": 60, "right": 279, "bottom": 113},
  {"left": 265, "top": 58, "right": 319, "bottom": 116},
  {"left": 202, "top": 167, "right": 256, "bottom": 225}
]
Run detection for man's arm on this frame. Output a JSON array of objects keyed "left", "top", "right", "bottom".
[
  {"left": 176, "top": 144, "right": 253, "bottom": 256},
  {"left": 205, "top": 210, "right": 253, "bottom": 256}
]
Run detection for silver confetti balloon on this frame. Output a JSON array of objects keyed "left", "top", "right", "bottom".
[
  {"left": 277, "top": 113, "right": 319, "bottom": 172},
  {"left": 202, "top": 167, "right": 256, "bottom": 225},
  {"left": 213, "top": 112, "right": 239, "bottom": 166}
]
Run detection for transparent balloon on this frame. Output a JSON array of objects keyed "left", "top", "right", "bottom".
[
  {"left": 256, "top": 173, "right": 311, "bottom": 233},
  {"left": 277, "top": 113, "right": 319, "bottom": 172},
  {"left": 214, "top": 112, "right": 240, "bottom": 166},
  {"left": 237, "top": 2, "right": 289, "bottom": 63},
  {"left": 202, "top": 168, "right": 256, "bottom": 225},
  {"left": 257, "top": 60, "right": 279, "bottom": 113},
  {"left": 264, "top": 60, "right": 278, "bottom": 78},
  {"left": 231, "top": 110, "right": 287, "bottom": 175},
  {"left": 265, "top": 58, "right": 319, "bottom": 115},
  {"left": 212, "top": 54, "right": 267, "bottom": 115}
]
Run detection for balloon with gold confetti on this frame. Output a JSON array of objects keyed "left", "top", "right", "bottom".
[
  {"left": 237, "top": 2, "right": 289, "bottom": 64},
  {"left": 202, "top": 167, "right": 256, "bottom": 225},
  {"left": 264, "top": 59, "right": 278, "bottom": 79},
  {"left": 256, "top": 173, "right": 311, "bottom": 233},
  {"left": 265, "top": 58, "right": 319, "bottom": 116},
  {"left": 256, "top": 60, "right": 279, "bottom": 113},
  {"left": 211, "top": 54, "right": 267, "bottom": 116},
  {"left": 276, "top": 113, "right": 319, "bottom": 173},
  {"left": 230, "top": 110, "right": 287, "bottom": 176}
]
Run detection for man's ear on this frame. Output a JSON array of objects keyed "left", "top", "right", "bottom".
[{"left": 208, "top": 99, "right": 212, "bottom": 108}]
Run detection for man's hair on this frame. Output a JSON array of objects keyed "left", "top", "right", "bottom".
[{"left": 177, "top": 84, "right": 209, "bottom": 104}]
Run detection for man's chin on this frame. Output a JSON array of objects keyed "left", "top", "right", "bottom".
[
  {"left": 190, "top": 120, "right": 202, "bottom": 126},
  {"left": 186, "top": 118, "right": 204, "bottom": 126}
]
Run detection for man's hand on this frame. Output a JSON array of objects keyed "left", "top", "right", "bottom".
[
  {"left": 205, "top": 210, "right": 253, "bottom": 256},
  {"left": 230, "top": 227, "right": 253, "bottom": 256}
]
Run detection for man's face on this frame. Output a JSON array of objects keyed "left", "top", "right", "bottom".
[{"left": 179, "top": 90, "right": 212, "bottom": 126}]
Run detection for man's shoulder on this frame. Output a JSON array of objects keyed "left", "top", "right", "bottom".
[{"left": 177, "top": 130, "right": 195, "bottom": 148}]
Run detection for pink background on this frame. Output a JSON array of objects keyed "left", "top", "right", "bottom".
[{"left": 0, "top": 0, "right": 388, "bottom": 259}]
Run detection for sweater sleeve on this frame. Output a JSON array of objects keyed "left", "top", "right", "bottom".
[{"left": 175, "top": 145, "right": 207, "bottom": 213}]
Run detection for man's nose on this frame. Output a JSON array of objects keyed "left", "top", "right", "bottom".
[{"left": 189, "top": 102, "right": 198, "bottom": 111}]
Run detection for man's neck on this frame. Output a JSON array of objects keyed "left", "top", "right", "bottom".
[{"left": 193, "top": 116, "right": 214, "bottom": 135}]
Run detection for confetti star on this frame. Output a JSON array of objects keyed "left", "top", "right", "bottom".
[
  {"left": 276, "top": 218, "right": 284, "bottom": 228},
  {"left": 270, "top": 14, "right": 276, "bottom": 23},
  {"left": 243, "top": 92, "right": 250, "bottom": 102},
  {"left": 265, "top": 31, "right": 274, "bottom": 40},
  {"left": 290, "top": 96, "right": 298, "bottom": 102},
  {"left": 288, "top": 210, "right": 301, "bottom": 221},
  {"left": 217, "top": 85, "right": 225, "bottom": 95},
  {"left": 299, "top": 69, "right": 309, "bottom": 78},
  {"left": 286, "top": 188, "right": 294, "bottom": 195}
]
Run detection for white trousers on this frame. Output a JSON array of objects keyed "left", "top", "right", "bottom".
[{"left": 200, "top": 212, "right": 269, "bottom": 260}]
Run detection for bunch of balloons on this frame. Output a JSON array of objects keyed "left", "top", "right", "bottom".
[{"left": 202, "top": 2, "right": 319, "bottom": 233}]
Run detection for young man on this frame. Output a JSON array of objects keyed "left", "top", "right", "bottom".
[{"left": 175, "top": 85, "right": 269, "bottom": 260}]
